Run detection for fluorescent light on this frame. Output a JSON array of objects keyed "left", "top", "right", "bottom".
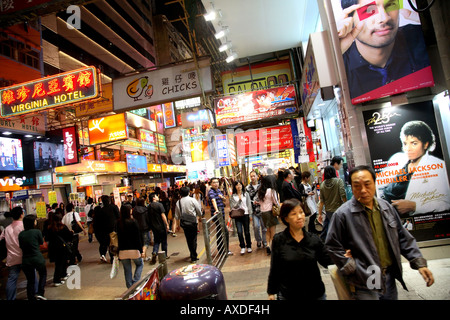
[
  {"left": 204, "top": 10, "right": 216, "bottom": 21},
  {"left": 226, "top": 52, "right": 238, "bottom": 63},
  {"left": 25, "top": 135, "right": 33, "bottom": 138},
  {"left": 215, "top": 27, "right": 229, "bottom": 39},
  {"left": 3, "top": 132, "right": 12, "bottom": 135},
  {"left": 219, "top": 42, "right": 232, "bottom": 52}
]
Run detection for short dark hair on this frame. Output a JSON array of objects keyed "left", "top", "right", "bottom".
[
  {"left": 324, "top": 166, "right": 337, "bottom": 180},
  {"left": 349, "top": 165, "right": 376, "bottom": 184},
  {"left": 87, "top": 197, "right": 94, "bottom": 204},
  {"left": 137, "top": 198, "right": 146, "bottom": 206},
  {"left": 210, "top": 177, "right": 219, "bottom": 183},
  {"left": 341, "top": 0, "right": 358, "bottom": 10},
  {"left": 301, "top": 171, "right": 311, "bottom": 180},
  {"left": 23, "top": 214, "right": 36, "bottom": 231},
  {"left": 66, "top": 203, "right": 74, "bottom": 212},
  {"left": 101, "top": 195, "right": 111, "bottom": 206},
  {"left": 283, "top": 169, "right": 292, "bottom": 179},
  {"left": 149, "top": 193, "right": 158, "bottom": 202},
  {"left": 10, "top": 206, "right": 23, "bottom": 220},
  {"left": 232, "top": 181, "right": 245, "bottom": 195},
  {"left": 331, "top": 156, "right": 343, "bottom": 166},
  {"left": 180, "top": 186, "right": 190, "bottom": 197},
  {"left": 51, "top": 203, "right": 58, "bottom": 209},
  {"left": 400, "top": 120, "right": 436, "bottom": 152},
  {"left": 279, "top": 198, "right": 303, "bottom": 227}
]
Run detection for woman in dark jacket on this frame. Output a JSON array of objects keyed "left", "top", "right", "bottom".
[
  {"left": 267, "top": 199, "right": 332, "bottom": 300},
  {"left": 117, "top": 205, "right": 145, "bottom": 288},
  {"left": 132, "top": 198, "right": 151, "bottom": 260},
  {"left": 45, "top": 212, "right": 73, "bottom": 286}
]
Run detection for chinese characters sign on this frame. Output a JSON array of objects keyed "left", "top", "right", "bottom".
[
  {"left": 88, "top": 113, "right": 128, "bottom": 145},
  {"left": 214, "top": 85, "right": 298, "bottom": 127},
  {"left": 1, "top": 66, "right": 99, "bottom": 117},
  {"left": 235, "top": 125, "right": 294, "bottom": 157},
  {"left": 162, "top": 102, "right": 176, "bottom": 128},
  {"left": 215, "top": 134, "right": 230, "bottom": 167},
  {"left": 112, "top": 60, "right": 213, "bottom": 111}
]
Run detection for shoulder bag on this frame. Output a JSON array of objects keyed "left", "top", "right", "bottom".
[
  {"left": 179, "top": 201, "right": 197, "bottom": 229},
  {"left": 118, "top": 249, "right": 141, "bottom": 260},
  {"left": 71, "top": 212, "right": 83, "bottom": 233},
  {"left": 271, "top": 190, "right": 280, "bottom": 217}
]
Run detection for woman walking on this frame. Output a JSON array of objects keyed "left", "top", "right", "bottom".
[
  {"left": 230, "top": 181, "right": 253, "bottom": 255},
  {"left": 256, "top": 176, "right": 279, "bottom": 255}
]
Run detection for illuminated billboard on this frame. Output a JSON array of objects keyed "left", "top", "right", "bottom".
[
  {"left": 0, "top": 137, "right": 23, "bottom": 171},
  {"left": 88, "top": 113, "right": 128, "bottom": 145}
]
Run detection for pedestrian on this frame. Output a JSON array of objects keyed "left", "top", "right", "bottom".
[
  {"left": 45, "top": 211, "right": 73, "bottom": 286},
  {"left": 318, "top": 165, "right": 347, "bottom": 242},
  {"left": 325, "top": 165, "right": 434, "bottom": 300},
  {"left": 175, "top": 186, "right": 202, "bottom": 263},
  {"left": 246, "top": 170, "right": 267, "bottom": 249},
  {"left": 0, "top": 207, "right": 24, "bottom": 300},
  {"left": 169, "top": 189, "right": 180, "bottom": 237},
  {"left": 93, "top": 195, "right": 119, "bottom": 263},
  {"left": 59, "top": 202, "right": 66, "bottom": 215},
  {"left": 265, "top": 168, "right": 277, "bottom": 189},
  {"left": 85, "top": 197, "right": 95, "bottom": 243},
  {"left": 301, "top": 171, "right": 319, "bottom": 233},
  {"left": 132, "top": 198, "right": 151, "bottom": 261},
  {"left": 18, "top": 214, "right": 47, "bottom": 300},
  {"left": 267, "top": 199, "right": 332, "bottom": 300},
  {"left": 256, "top": 176, "right": 280, "bottom": 255},
  {"left": 230, "top": 181, "right": 253, "bottom": 255},
  {"left": 62, "top": 202, "right": 86, "bottom": 264},
  {"left": 275, "top": 170, "right": 285, "bottom": 202},
  {"left": 117, "top": 204, "right": 145, "bottom": 289},
  {"left": 147, "top": 193, "right": 170, "bottom": 264},
  {"left": 160, "top": 191, "right": 174, "bottom": 237},
  {"left": 282, "top": 169, "right": 307, "bottom": 202},
  {"left": 208, "top": 177, "right": 233, "bottom": 256}
]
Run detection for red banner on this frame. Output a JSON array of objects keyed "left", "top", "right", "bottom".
[
  {"left": 235, "top": 125, "right": 294, "bottom": 157},
  {"left": 63, "top": 126, "right": 79, "bottom": 165}
]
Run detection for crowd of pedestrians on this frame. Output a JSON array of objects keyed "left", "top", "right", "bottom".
[{"left": 0, "top": 161, "right": 436, "bottom": 300}]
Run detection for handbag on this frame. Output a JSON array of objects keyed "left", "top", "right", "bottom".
[
  {"left": 271, "top": 190, "right": 280, "bottom": 217},
  {"left": 71, "top": 212, "right": 83, "bottom": 234},
  {"left": 109, "top": 231, "right": 119, "bottom": 255},
  {"left": 230, "top": 208, "right": 245, "bottom": 219},
  {"left": 88, "top": 222, "right": 94, "bottom": 235},
  {"left": 57, "top": 235, "right": 73, "bottom": 257},
  {"left": 118, "top": 249, "right": 141, "bottom": 260},
  {"left": 302, "top": 197, "right": 311, "bottom": 216},
  {"left": 110, "top": 256, "right": 119, "bottom": 279},
  {"left": 179, "top": 201, "right": 197, "bottom": 229}
]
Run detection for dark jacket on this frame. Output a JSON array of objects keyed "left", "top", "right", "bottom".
[
  {"left": 45, "top": 224, "right": 73, "bottom": 262},
  {"left": 325, "top": 196, "right": 427, "bottom": 293},
  {"left": 282, "top": 180, "right": 306, "bottom": 202},
  {"left": 93, "top": 204, "right": 119, "bottom": 235},
  {"left": 132, "top": 205, "right": 149, "bottom": 232},
  {"left": 147, "top": 202, "right": 166, "bottom": 234},
  {"left": 18, "top": 229, "right": 46, "bottom": 267},
  {"left": 267, "top": 228, "right": 332, "bottom": 299}
]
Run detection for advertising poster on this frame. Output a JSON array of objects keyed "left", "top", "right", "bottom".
[
  {"left": 330, "top": 0, "right": 434, "bottom": 104},
  {"left": 0, "top": 137, "right": 23, "bottom": 171},
  {"left": 215, "top": 134, "right": 230, "bottom": 167},
  {"left": 235, "top": 125, "right": 294, "bottom": 157},
  {"left": 214, "top": 85, "right": 297, "bottom": 127},
  {"left": 88, "top": 113, "right": 128, "bottom": 145},
  {"left": 362, "top": 101, "right": 450, "bottom": 241},
  {"left": 33, "top": 141, "right": 64, "bottom": 170},
  {"left": 126, "top": 154, "right": 148, "bottom": 174}
]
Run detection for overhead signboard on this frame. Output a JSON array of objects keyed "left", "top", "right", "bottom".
[
  {"left": 1, "top": 66, "right": 100, "bottom": 117},
  {"left": 0, "top": 114, "right": 46, "bottom": 135},
  {"left": 180, "top": 109, "right": 212, "bottom": 129},
  {"left": 126, "top": 154, "right": 148, "bottom": 173},
  {"left": 214, "top": 85, "right": 298, "bottom": 127},
  {"left": 88, "top": 113, "right": 128, "bottom": 145},
  {"left": 55, "top": 159, "right": 127, "bottom": 174},
  {"left": 112, "top": 59, "right": 213, "bottom": 112},
  {"left": 235, "top": 125, "right": 294, "bottom": 157},
  {"left": 63, "top": 126, "right": 79, "bottom": 165},
  {"left": 215, "top": 134, "right": 230, "bottom": 167},
  {"left": 75, "top": 82, "right": 113, "bottom": 117},
  {"left": 162, "top": 102, "right": 176, "bottom": 128}
]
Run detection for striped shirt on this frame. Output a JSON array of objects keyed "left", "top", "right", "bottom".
[{"left": 208, "top": 187, "right": 225, "bottom": 215}]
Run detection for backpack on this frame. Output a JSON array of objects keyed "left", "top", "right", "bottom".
[{"left": 178, "top": 200, "right": 197, "bottom": 229}]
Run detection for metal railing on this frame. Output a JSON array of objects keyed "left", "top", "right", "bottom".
[{"left": 201, "top": 213, "right": 229, "bottom": 270}]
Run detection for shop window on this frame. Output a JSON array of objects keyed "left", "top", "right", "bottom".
[
  {"left": 99, "top": 149, "right": 120, "bottom": 161},
  {"left": 128, "top": 126, "right": 137, "bottom": 139}
]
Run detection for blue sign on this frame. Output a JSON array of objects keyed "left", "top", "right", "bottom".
[
  {"left": 215, "top": 134, "right": 230, "bottom": 167},
  {"left": 126, "top": 154, "right": 148, "bottom": 173}
]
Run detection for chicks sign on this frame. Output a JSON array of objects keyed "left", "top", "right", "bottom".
[{"left": 1, "top": 66, "right": 100, "bottom": 117}]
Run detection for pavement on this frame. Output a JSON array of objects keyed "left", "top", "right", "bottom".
[{"left": 2, "top": 214, "right": 450, "bottom": 301}]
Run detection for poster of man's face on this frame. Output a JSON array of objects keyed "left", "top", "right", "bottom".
[{"left": 331, "top": 0, "right": 434, "bottom": 104}]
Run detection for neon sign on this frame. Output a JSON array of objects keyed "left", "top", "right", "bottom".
[{"left": 1, "top": 66, "right": 99, "bottom": 117}]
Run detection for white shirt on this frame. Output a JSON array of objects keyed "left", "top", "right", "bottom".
[{"left": 62, "top": 211, "right": 82, "bottom": 233}]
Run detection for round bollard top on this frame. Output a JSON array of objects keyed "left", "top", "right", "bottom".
[{"left": 159, "top": 264, "right": 227, "bottom": 300}]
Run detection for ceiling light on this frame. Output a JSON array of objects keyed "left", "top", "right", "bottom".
[
  {"left": 25, "top": 135, "right": 33, "bottom": 138},
  {"left": 214, "top": 27, "right": 229, "bottom": 40},
  {"left": 2, "top": 131, "right": 12, "bottom": 135},
  {"left": 204, "top": 10, "right": 216, "bottom": 21},
  {"left": 226, "top": 52, "right": 238, "bottom": 63},
  {"left": 219, "top": 42, "right": 232, "bottom": 52}
]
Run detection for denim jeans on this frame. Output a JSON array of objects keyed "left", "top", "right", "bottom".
[
  {"left": 235, "top": 215, "right": 251, "bottom": 249},
  {"left": 320, "top": 211, "right": 334, "bottom": 242},
  {"left": 6, "top": 264, "right": 21, "bottom": 300},
  {"left": 121, "top": 258, "right": 144, "bottom": 288},
  {"left": 152, "top": 231, "right": 168, "bottom": 257},
  {"left": 252, "top": 214, "right": 267, "bottom": 246},
  {"left": 142, "top": 231, "right": 151, "bottom": 247}
]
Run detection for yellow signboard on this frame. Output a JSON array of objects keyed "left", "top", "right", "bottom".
[
  {"left": 48, "top": 191, "right": 57, "bottom": 206},
  {"left": 36, "top": 202, "right": 47, "bottom": 218}
]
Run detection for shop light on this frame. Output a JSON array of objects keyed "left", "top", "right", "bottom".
[
  {"left": 2, "top": 131, "right": 12, "bottom": 135},
  {"left": 226, "top": 52, "right": 238, "bottom": 63},
  {"left": 24, "top": 135, "right": 33, "bottom": 138},
  {"left": 204, "top": 10, "right": 216, "bottom": 21},
  {"left": 219, "top": 42, "right": 232, "bottom": 52},
  {"left": 215, "top": 27, "right": 229, "bottom": 40}
]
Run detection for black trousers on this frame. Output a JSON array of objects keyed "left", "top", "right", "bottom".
[
  {"left": 69, "top": 234, "right": 82, "bottom": 265},
  {"left": 96, "top": 232, "right": 114, "bottom": 261},
  {"left": 183, "top": 224, "right": 198, "bottom": 261},
  {"left": 22, "top": 263, "right": 47, "bottom": 300}
]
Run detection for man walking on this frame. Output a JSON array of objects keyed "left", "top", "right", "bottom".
[
  {"left": 325, "top": 165, "right": 434, "bottom": 300},
  {"left": 93, "top": 195, "right": 119, "bottom": 263},
  {"left": 175, "top": 187, "right": 202, "bottom": 263},
  {"left": 147, "top": 193, "right": 170, "bottom": 264}
]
